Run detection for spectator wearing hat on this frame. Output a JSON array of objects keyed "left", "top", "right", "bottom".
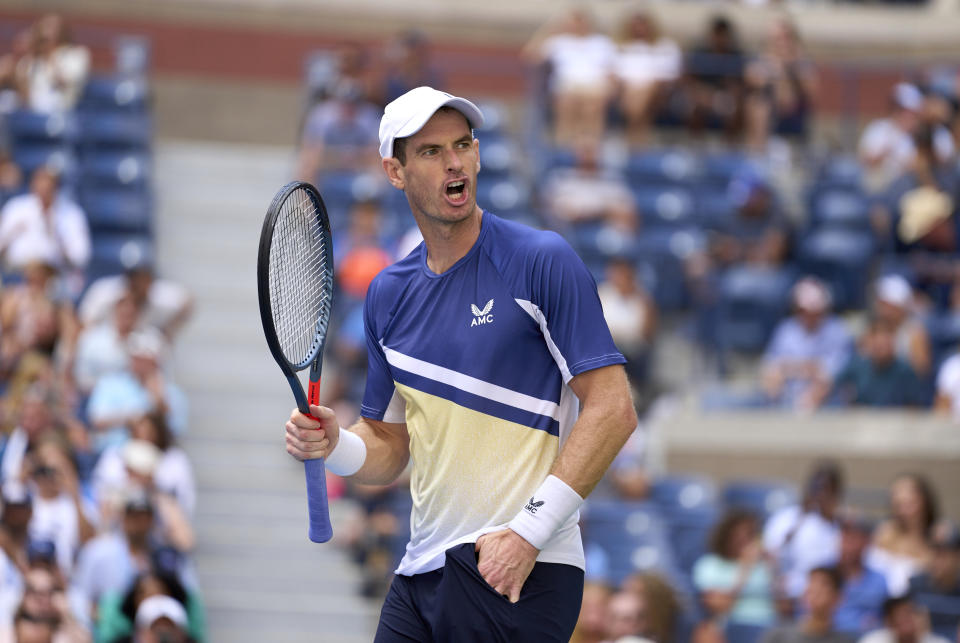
[
  {"left": 810, "top": 316, "right": 924, "bottom": 409},
  {"left": 764, "top": 461, "right": 844, "bottom": 605},
  {"left": 834, "top": 513, "right": 889, "bottom": 636},
  {"left": 78, "top": 262, "right": 193, "bottom": 341},
  {"left": 907, "top": 521, "right": 960, "bottom": 639},
  {"left": 760, "top": 277, "right": 853, "bottom": 410},
  {"left": 761, "top": 566, "right": 854, "bottom": 643},
  {"left": 894, "top": 185, "right": 960, "bottom": 309},
  {"left": 131, "top": 594, "right": 190, "bottom": 643},
  {"left": 96, "top": 569, "right": 206, "bottom": 643},
  {"left": 872, "top": 275, "right": 931, "bottom": 380},
  {"left": 0, "top": 167, "right": 90, "bottom": 282},
  {"left": 858, "top": 596, "right": 952, "bottom": 643},
  {"left": 86, "top": 329, "right": 188, "bottom": 451}
]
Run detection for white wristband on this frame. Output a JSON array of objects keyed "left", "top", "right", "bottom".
[
  {"left": 324, "top": 428, "right": 367, "bottom": 477},
  {"left": 507, "top": 475, "right": 584, "bottom": 550}
]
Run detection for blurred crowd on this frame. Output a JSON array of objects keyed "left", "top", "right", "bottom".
[
  {"left": 0, "top": 14, "right": 201, "bottom": 643},
  {"left": 293, "top": 7, "right": 960, "bottom": 643}
]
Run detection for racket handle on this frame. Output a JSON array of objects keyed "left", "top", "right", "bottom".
[{"left": 304, "top": 458, "right": 333, "bottom": 543}]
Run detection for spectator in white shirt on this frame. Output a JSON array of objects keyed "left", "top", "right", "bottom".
[
  {"left": 522, "top": 9, "right": 616, "bottom": 145},
  {"left": 764, "top": 461, "right": 844, "bottom": 604},
  {"left": 0, "top": 167, "right": 90, "bottom": 280},
  {"left": 78, "top": 263, "right": 193, "bottom": 340},
  {"left": 613, "top": 11, "right": 681, "bottom": 145},
  {"left": 934, "top": 348, "right": 960, "bottom": 421},
  {"left": 598, "top": 256, "right": 657, "bottom": 383},
  {"left": 16, "top": 14, "right": 90, "bottom": 114},
  {"left": 859, "top": 84, "right": 954, "bottom": 194},
  {"left": 73, "top": 295, "right": 139, "bottom": 395}
]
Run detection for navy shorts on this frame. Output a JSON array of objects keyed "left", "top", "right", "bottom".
[{"left": 374, "top": 543, "right": 584, "bottom": 643}]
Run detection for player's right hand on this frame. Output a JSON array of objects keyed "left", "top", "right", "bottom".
[{"left": 285, "top": 405, "right": 340, "bottom": 461}]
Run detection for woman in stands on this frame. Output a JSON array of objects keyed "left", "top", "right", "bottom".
[
  {"left": 693, "top": 508, "right": 778, "bottom": 629},
  {"left": 868, "top": 473, "right": 940, "bottom": 597}
]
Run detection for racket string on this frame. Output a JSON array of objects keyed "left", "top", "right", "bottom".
[{"left": 268, "top": 187, "right": 334, "bottom": 366}]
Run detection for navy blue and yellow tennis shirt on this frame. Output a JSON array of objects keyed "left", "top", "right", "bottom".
[{"left": 360, "top": 211, "right": 625, "bottom": 575}]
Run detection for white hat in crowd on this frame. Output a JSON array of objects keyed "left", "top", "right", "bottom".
[
  {"left": 135, "top": 595, "right": 188, "bottom": 629},
  {"left": 875, "top": 274, "right": 913, "bottom": 309},
  {"left": 378, "top": 86, "right": 484, "bottom": 159},
  {"left": 793, "top": 278, "right": 831, "bottom": 312}
]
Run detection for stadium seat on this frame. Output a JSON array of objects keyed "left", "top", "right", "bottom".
[
  {"left": 476, "top": 177, "right": 530, "bottom": 218},
  {"left": 695, "top": 182, "right": 736, "bottom": 229},
  {"left": 926, "top": 313, "right": 960, "bottom": 371},
  {"left": 625, "top": 149, "right": 698, "bottom": 186},
  {"left": 722, "top": 479, "right": 798, "bottom": 521},
  {"left": 815, "top": 155, "right": 863, "bottom": 190},
  {"left": 651, "top": 475, "right": 720, "bottom": 575},
  {"left": 634, "top": 228, "right": 703, "bottom": 310},
  {"left": 477, "top": 135, "right": 517, "bottom": 179},
  {"left": 808, "top": 187, "right": 871, "bottom": 231},
  {"left": 80, "top": 152, "right": 150, "bottom": 189},
  {"left": 582, "top": 500, "right": 680, "bottom": 587},
  {"left": 78, "top": 112, "right": 152, "bottom": 151},
  {"left": 913, "top": 593, "right": 960, "bottom": 641},
  {"left": 634, "top": 185, "right": 696, "bottom": 229},
  {"left": 77, "top": 75, "right": 149, "bottom": 113},
  {"left": 724, "top": 621, "right": 768, "bottom": 643},
  {"left": 114, "top": 36, "right": 151, "bottom": 76},
  {"left": 798, "top": 229, "right": 874, "bottom": 310},
  {"left": 701, "top": 151, "right": 750, "bottom": 188},
  {"left": 88, "top": 234, "right": 154, "bottom": 281},
  {"left": 716, "top": 266, "right": 795, "bottom": 353},
  {"left": 79, "top": 187, "right": 151, "bottom": 234},
  {"left": 12, "top": 143, "right": 76, "bottom": 179},
  {"left": 6, "top": 110, "right": 78, "bottom": 145}
]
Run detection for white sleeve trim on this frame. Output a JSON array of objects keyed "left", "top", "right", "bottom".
[{"left": 513, "top": 298, "right": 572, "bottom": 383}]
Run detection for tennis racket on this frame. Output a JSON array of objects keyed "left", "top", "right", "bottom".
[{"left": 257, "top": 180, "right": 336, "bottom": 543}]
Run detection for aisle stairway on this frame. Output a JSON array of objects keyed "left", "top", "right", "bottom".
[{"left": 153, "top": 140, "right": 379, "bottom": 642}]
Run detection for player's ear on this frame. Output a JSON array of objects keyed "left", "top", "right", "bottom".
[
  {"left": 473, "top": 138, "right": 481, "bottom": 174},
  {"left": 382, "top": 157, "right": 405, "bottom": 190}
]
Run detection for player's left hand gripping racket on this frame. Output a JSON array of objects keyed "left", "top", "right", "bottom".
[{"left": 257, "top": 180, "right": 336, "bottom": 543}]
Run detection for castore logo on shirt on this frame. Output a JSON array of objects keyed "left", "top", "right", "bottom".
[{"left": 470, "top": 299, "right": 494, "bottom": 327}]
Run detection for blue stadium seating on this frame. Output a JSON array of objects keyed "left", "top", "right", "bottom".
[
  {"left": 477, "top": 135, "right": 517, "bottom": 179},
  {"left": 78, "top": 112, "right": 151, "bottom": 151},
  {"left": 808, "top": 187, "right": 871, "bottom": 231},
  {"left": 6, "top": 110, "right": 78, "bottom": 145},
  {"left": 722, "top": 479, "right": 798, "bottom": 521},
  {"left": 798, "top": 229, "right": 874, "bottom": 310},
  {"left": 926, "top": 313, "right": 960, "bottom": 371},
  {"left": 913, "top": 593, "right": 960, "bottom": 641},
  {"left": 717, "top": 267, "right": 795, "bottom": 353},
  {"left": 626, "top": 149, "right": 699, "bottom": 186},
  {"left": 634, "top": 228, "right": 703, "bottom": 310},
  {"left": 476, "top": 177, "right": 530, "bottom": 218},
  {"left": 815, "top": 155, "right": 863, "bottom": 190},
  {"left": 12, "top": 143, "right": 77, "bottom": 180},
  {"left": 582, "top": 500, "right": 680, "bottom": 587},
  {"left": 634, "top": 185, "right": 697, "bottom": 229},
  {"left": 701, "top": 151, "right": 750, "bottom": 188},
  {"left": 651, "top": 475, "right": 720, "bottom": 575},
  {"left": 80, "top": 152, "right": 150, "bottom": 190},
  {"left": 88, "top": 234, "right": 153, "bottom": 281},
  {"left": 79, "top": 187, "right": 151, "bottom": 233},
  {"left": 724, "top": 621, "right": 768, "bottom": 643},
  {"left": 77, "top": 75, "right": 149, "bottom": 113}
]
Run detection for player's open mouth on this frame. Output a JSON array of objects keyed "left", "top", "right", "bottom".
[{"left": 444, "top": 179, "right": 468, "bottom": 206}]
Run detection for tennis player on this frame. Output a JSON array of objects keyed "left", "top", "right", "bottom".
[{"left": 284, "top": 86, "right": 637, "bottom": 642}]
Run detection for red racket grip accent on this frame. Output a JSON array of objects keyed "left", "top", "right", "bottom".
[{"left": 303, "top": 375, "right": 331, "bottom": 543}]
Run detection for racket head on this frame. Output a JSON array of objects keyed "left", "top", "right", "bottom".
[{"left": 257, "top": 181, "right": 335, "bottom": 375}]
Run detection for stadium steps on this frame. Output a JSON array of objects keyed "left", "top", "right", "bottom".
[{"left": 154, "top": 140, "right": 379, "bottom": 642}]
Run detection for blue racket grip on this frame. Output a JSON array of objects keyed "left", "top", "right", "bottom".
[{"left": 304, "top": 457, "right": 333, "bottom": 543}]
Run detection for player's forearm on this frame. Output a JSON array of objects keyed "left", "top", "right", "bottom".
[
  {"left": 342, "top": 418, "right": 409, "bottom": 486},
  {"left": 551, "top": 374, "right": 637, "bottom": 498}
]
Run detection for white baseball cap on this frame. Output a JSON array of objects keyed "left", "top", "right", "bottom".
[
  {"left": 135, "top": 595, "right": 188, "bottom": 629},
  {"left": 875, "top": 274, "right": 913, "bottom": 308},
  {"left": 378, "top": 86, "right": 484, "bottom": 159}
]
